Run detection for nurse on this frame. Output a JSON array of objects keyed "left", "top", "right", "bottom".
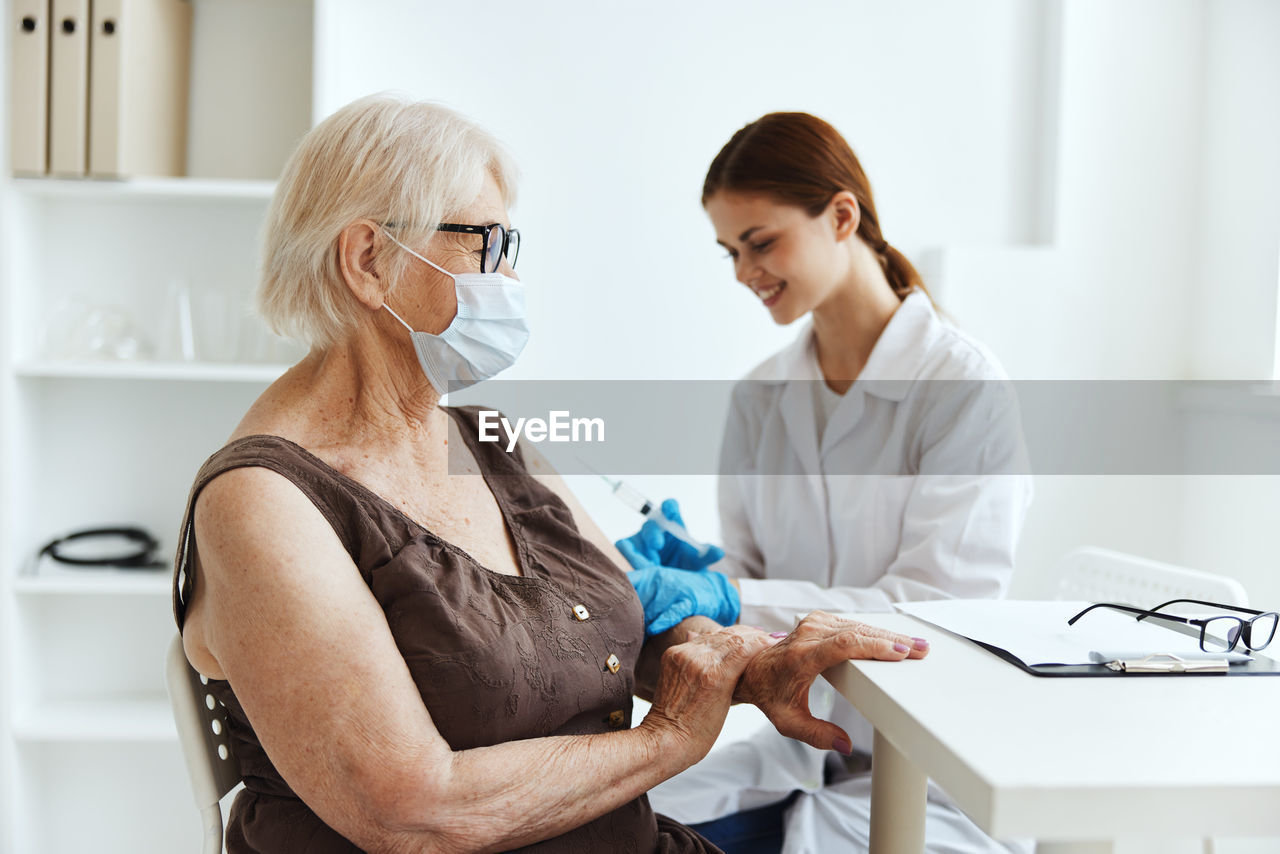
[{"left": 618, "top": 112, "right": 1034, "bottom": 853}]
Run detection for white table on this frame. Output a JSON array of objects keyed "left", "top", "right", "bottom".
[{"left": 822, "top": 613, "right": 1280, "bottom": 854}]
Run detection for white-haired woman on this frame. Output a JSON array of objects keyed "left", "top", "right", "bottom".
[{"left": 171, "top": 94, "right": 929, "bottom": 854}]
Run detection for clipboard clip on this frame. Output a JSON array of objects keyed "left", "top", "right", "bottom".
[{"left": 1103, "top": 653, "right": 1229, "bottom": 673}]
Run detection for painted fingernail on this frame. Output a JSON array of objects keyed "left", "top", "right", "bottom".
[
  {"left": 833, "top": 737, "right": 853, "bottom": 756},
  {"left": 894, "top": 642, "right": 910, "bottom": 653},
  {"left": 912, "top": 637, "right": 930, "bottom": 650},
  {"left": 769, "top": 631, "right": 789, "bottom": 639}
]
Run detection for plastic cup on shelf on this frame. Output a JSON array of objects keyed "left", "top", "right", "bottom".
[
  {"left": 38, "top": 294, "right": 91, "bottom": 361},
  {"left": 190, "top": 285, "right": 244, "bottom": 364},
  {"left": 62, "top": 304, "right": 151, "bottom": 362},
  {"left": 155, "top": 279, "right": 197, "bottom": 362},
  {"left": 239, "top": 313, "right": 306, "bottom": 366}
]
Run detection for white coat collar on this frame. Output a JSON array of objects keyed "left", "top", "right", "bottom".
[
  {"left": 815, "top": 290, "right": 938, "bottom": 454},
  {"left": 743, "top": 324, "right": 823, "bottom": 475},
  {"left": 851, "top": 289, "right": 935, "bottom": 401},
  {"left": 746, "top": 289, "right": 936, "bottom": 395},
  {"left": 746, "top": 290, "right": 937, "bottom": 472},
  {"left": 748, "top": 323, "right": 821, "bottom": 383}
]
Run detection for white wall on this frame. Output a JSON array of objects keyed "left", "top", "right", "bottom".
[
  {"left": 312, "top": 0, "right": 1280, "bottom": 612},
  {"left": 314, "top": 0, "right": 1052, "bottom": 384},
  {"left": 1191, "top": 0, "right": 1280, "bottom": 381},
  {"left": 314, "top": 0, "right": 1061, "bottom": 543},
  {"left": 1001, "top": 1, "right": 1280, "bottom": 606},
  {"left": 1171, "top": 0, "right": 1280, "bottom": 636},
  {"left": 942, "top": 0, "right": 1216, "bottom": 596},
  {"left": 943, "top": 1, "right": 1206, "bottom": 380}
]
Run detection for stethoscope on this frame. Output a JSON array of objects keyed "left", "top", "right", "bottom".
[{"left": 38, "top": 526, "right": 166, "bottom": 569}]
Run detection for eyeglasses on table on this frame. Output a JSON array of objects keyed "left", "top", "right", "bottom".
[{"left": 1067, "top": 598, "right": 1279, "bottom": 654}]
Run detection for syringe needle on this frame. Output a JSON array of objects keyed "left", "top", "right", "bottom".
[{"left": 575, "top": 457, "right": 714, "bottom": 558}]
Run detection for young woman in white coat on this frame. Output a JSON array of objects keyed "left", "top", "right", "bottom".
[{"left": 619, "top": 112, "right": 1034, "bottom": 854}]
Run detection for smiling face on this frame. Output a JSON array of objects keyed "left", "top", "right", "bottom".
[{"left": 705, "top": 190, "right": 852, "bottom": 326}]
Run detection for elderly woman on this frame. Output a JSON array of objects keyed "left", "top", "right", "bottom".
[{"left": 171, "top": 94, "right": 928, "bottom": 853}]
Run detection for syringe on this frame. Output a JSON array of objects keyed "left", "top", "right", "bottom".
[{"left": 586, "top": 468, "right": 716, "bottom": 559}]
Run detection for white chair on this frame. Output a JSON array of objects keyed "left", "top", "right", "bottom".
[
  {"left": 1052, "top": 546, "right": 1248, "bottom": 609},
  {"left": 1040, "top": 547, "right": 1249, "bottom": 854},
  {"left": 165, "top": 634, "right": 242, "bottom": 854}
]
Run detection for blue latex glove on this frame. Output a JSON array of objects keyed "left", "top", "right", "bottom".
[
  {"left": 628, "top": 565, "right": 740, "bottom": 636},
  {"left": 615, "top": 499, "right": 725, "bottom": 570}
]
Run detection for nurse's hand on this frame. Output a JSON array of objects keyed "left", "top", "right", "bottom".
[
  {"left": 615, "top": 499, "right": 725, "bottom": 570},
  {"left": 629, "top": 565, "right": 740, "bottom": 635},
  {"left": 735, "top": 612, "right": 930, "bottom": 755}
]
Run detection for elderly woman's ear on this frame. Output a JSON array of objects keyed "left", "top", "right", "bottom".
[{"left": 338, "top": 219, "right": 391, "bottom": 311}]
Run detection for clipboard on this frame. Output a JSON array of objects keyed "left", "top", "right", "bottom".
[
  {"left": 896, "top": 600, "right": 1280, "bottom": 678},
  {"left": 969, "top": 637, "right": 1280, "bottom": 678}
]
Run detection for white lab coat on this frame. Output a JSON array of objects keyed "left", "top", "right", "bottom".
[{"left": 650, "top": 291, "right": 1034, "bottom": 854}]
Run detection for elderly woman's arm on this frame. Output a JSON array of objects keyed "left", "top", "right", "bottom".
[
  {"left": 632, "top": 610, "right": 928, "bottom": 755},
  {"left": 520, "top": 452, "right": 930, "bottom": 753},
  {"left": 183, "top": 466, "right": 767, "bottom": 854}
]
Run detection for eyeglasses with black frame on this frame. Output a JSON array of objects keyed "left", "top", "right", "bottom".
[
  {"left": 381, "top": 221, "right": 520, "bottom": 274},
  {"left": 436, "top": 222, "right": 520, "bottom": 274},
  {"left": 1067, "top": 598, "right": 1279, "bottom": 654}
]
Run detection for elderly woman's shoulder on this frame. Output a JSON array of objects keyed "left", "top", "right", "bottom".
[{"left": 195, "top": 458, "right": 313, "bottom": 532}]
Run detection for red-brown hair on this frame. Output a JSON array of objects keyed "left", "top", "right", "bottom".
[{"left": 703, "top": 112, "right": 927, "bottom": 301}]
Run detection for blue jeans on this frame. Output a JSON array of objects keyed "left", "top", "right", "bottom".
[{"left": 686, "top": 791, "right": 800, "bottom": 854}]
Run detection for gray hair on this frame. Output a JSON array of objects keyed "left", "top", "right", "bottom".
[{"left": 257, "top": 93, "right": 518, "bottom": 348}]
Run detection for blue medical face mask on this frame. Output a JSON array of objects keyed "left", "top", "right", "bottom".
[{"left": 381, "top": 230, "right": 529, "bottom": 396}]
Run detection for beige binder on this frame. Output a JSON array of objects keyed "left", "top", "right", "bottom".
[
  {"left": 48, "top": 0, "right": 89, "bottom": 176},
  {"left": 9, "top": 0, "right": 51, "bottom": 175},
  {"left": 88, "top": 0, "right": 191, "bottom": 178}
]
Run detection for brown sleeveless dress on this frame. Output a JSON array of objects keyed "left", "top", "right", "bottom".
[{"left": 172, "top": 405, "right": 720, "bottom": 854}]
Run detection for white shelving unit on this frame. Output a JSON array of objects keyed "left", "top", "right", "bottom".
[
  {"left": 12, "top": 698, "right": 178, "bottom": 743},
  {"left": 15, "top": 360, "right": 291, "bottom": 383},
  {"left": 1, "top": 1, "right": 317, "bottom": 851},
  {"left": 14, "top": 573, "right": 173, "bottom": 597},
  {"left": 8, "top": 176, "right": 276, "bottom": 200}
]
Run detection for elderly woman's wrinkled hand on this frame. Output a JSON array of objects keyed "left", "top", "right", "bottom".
[
  {"left": 734, "top": 611, "right": 929, "bottom": 754},
  {"left": 640, "top": 625, "right": 773, "bottom": 763}
]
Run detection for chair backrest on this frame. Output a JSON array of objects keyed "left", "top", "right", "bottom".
[
  {"left": 165, "top": 634, "right": 243, "bottom": 854},
  {"left": 1052, "top": 547, "right": 1249, "bottom": 608}
]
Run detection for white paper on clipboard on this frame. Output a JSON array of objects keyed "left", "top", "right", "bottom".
[{"left": 895, "top": 599, "right": 1251, "bottom": 667}]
